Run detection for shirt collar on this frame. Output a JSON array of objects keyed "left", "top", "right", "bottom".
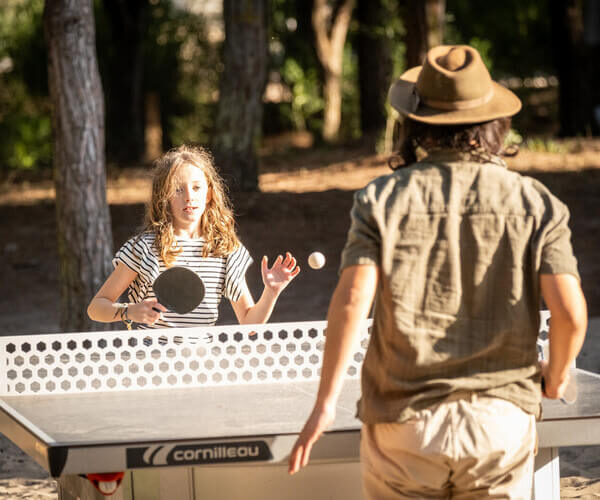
[{"left": 423, "top": 149, "right": 507, "bottom": 168}]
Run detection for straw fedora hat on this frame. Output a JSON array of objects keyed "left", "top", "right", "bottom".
[{"left": 389, "top": 45, "right": 521, "bottom": 125}]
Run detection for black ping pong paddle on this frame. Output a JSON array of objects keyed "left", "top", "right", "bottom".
[{"left": 153, "top": 266, "right": 205, "bottom": 314}]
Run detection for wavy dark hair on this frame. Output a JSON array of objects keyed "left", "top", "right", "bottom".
[{"left": 389, "top": 116, "right": 517, "bottom": 170}]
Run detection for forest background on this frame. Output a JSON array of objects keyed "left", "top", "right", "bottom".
[
  {"left": 1, "top": 0, "right": 600, "bottom": 497},
  {"left": 2, "top": 0, "right": 600, "bottom": 332}
]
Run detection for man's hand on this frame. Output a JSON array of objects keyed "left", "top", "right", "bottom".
[
  {"left": 539, "top": 359, "right": 571, "bottom": 400},
  {"left": 288, "top": 265, "right": 378, "bottom": 475},
  {"left": 288, "top": 404, "right": 335, "bottom": 475}
]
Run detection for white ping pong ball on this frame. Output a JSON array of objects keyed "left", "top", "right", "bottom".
[{"left": 308, "top": 251, "right": 326, "bottom": 270}]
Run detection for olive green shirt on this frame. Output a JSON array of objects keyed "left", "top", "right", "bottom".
[{"left": 340, "top": 151, "right": 580, "bottom": 423}]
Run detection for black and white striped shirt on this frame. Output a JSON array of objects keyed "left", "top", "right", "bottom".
[{"left": 113, "top": 233, "right": 252, "bottom": 329}]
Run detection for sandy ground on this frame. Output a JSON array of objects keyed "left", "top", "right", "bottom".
[{"left": 1, "top": 146, "right": 599, "bottom": 498}]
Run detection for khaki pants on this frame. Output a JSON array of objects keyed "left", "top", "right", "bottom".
[{"left": 361, "top": 394, "right": 536, "bottom": 500}]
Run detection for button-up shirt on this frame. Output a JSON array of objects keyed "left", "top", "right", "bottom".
[{"left": 340, "top": 151, "right": 580, "bottom": 422}]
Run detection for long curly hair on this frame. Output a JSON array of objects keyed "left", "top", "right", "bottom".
[
  {"left": 144, "top": 145, "right": 240, "bottom": 266},
  {"left": 389, "top": 117, "right": 516, "bottom": 170}
]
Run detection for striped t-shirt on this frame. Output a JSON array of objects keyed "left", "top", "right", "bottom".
[{"left": 113, "top": 232, "right": 253, "bottom": 329}]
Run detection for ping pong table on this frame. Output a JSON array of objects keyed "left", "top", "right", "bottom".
[{"left": 1, "top": 317, "right": 599, "bottom": 499}]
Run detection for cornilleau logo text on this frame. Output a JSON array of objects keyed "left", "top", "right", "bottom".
[
  {"left": 126, "top": 441, "right": 272, "bottom": 468},
  {"left": 174, "top": 444, "right": 259, "bottom": 461}
]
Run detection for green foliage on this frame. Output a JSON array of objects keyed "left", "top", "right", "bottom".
[
  {"left": 380, "top": 0, "right": 406, "bottom": 80},
  {"left": 143, "top": 3, "right": 220, "bottom": 147},
  {"left": 267, "top": 0, "right": 324, "bottom": 137},
  {"left": 466, "top": 37, "right": 493, "bottom": 70},
  {"left": 445, "top": 0, "right": 553, "bottom": 77},
  {"left": 524, "top": 137, "right": 568, "bottom": 154},
  {"left": 341, "top": 42, "right": 360, "bottom": 140},
  {"left": 505, "top": 128, "right": 523, "bottom": 147},
  {"left": 280, "top": 58, "right": 323, "bottom": 131},
  {"left": 1, "top": 0, "right": 47, "bottom": 91},
  {"left": 0, "top": 0, "right": 52, "bottom": 173},
  {"left": 94, "top": 1, "right": 220, "bottom": 159},
  {"left": 1, "top": 0, "right": 224, "bottom": 172},
  {"left": 0, "top": 110, "right": 52, "bottom": 171},
  {"left": 506, "top": 128, "right": 568, "bottom": 154},
  {"left": 0, "top": 0, "right": 574, "bottom": 172},
  {"left": 268, "top": 0, "right": 406, "bottom": 142}
]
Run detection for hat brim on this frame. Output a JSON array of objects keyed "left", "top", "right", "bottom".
[{"left": 389, "top": 66, "right": 522, "bottom": 125}]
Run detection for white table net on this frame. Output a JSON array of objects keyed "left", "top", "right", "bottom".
[
  {"left": 1, "top": 313, "right": 550, "bottom": 397},
  {"left": 0, "top": 320, "right": 372, "bottom": 395}
]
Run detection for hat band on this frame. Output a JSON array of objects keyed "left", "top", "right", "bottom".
[{"left": 420, "top": 87, "right": 494, "bottom": 111}]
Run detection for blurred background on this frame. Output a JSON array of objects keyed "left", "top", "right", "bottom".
[
  {"left": 2, "top": 0, "right": 600, "bottom": 177},
  {"left": 1, "top": 0, "right": 599, "bottom": 334},
  {"left": 1, "top": 1, "right": 600, "bottom": 490}
]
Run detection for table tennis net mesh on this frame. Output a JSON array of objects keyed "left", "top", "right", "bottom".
[
  {"left": 0, "top": 314, "right": 550, "bottom": 396},
  {"left": 0, "top": 321, "right": 372, "bottom": 395}
]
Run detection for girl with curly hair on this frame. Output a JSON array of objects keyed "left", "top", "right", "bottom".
[{"left": 88, "top": 145, "right": 300, "bottom": 329}]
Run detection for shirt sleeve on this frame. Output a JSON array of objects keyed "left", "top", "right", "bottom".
[
  {"left": 113, "top": 235, "right": 156, "bottom": 281},
  {"left": 339, "top": 186, "right": 381, "bottom": 273},
  {"left": 536, "top": 189, "right": 580, "bottom": 279},
  {"left": 224, "top": 244, "right": 253, "bottom": 301}
]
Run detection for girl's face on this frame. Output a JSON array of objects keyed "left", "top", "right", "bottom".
[{"left": 168, "top": 163, "right": 210, "bottom": 238}]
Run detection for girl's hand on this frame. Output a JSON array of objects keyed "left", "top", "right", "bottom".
[
  {"left": 129, "top": 299, "right": 167, "bottom": 326},
  {"left": 261, "top": 252, "right": 300, "bottom": 295}
]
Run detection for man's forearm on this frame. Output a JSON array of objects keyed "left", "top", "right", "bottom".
[
  {"left": 548, "top": 309, "right": 587, "bottom": 382},
  {"left": 541, "top": 273, "right": 588, "bottom": 386},
  {"left": 315, "top": 265, "right": 378, "bottom": 409}
]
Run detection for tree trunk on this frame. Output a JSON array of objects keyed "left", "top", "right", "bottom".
[
  {"left": 44, "top": 0, "right": 114, "bottom": 332},
  {"left": 213, "top": 0, "right": 268, "bottom": 192},
  {"left": 312, "top": 0, "right": 355, "bottom": 142},
  {"left": 323, "top": 70, "right": 343, "bottom": 141},
  {"left": 102, "top": 0, "right": 148, "bottom": 164},
  {"left": 357, "top": 0, "right": 392, "bottom": 147},
  {"left": 404, "top": 0, "right": 446, "bottom": 68},
  {"left": 144, "top": 92, "right": 163, "bottom": 163}
]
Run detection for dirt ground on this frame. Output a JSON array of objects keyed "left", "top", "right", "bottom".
[
  {"left": 1, "top": 144, "right": 599, "bottom": 329},
  {"left": 1, "top": 144, "right": 600, "bottom": 497}
]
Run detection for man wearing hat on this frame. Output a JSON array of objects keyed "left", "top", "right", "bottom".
[{"left": 288, "top": 45, "right": 587, "bottom": 498}]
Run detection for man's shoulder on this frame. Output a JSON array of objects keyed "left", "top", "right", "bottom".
[
  {"left": 358, "top": 159, "right": 562, "bottom": 215},
  {"left": 361, "top": 163, "right": 428, "bottom": 191},
  {"left": 486, "top": 167, "right": 563, "bottom": 208},
  {"left": 360, "top": 160, "right": 464, "bottom": 198}
]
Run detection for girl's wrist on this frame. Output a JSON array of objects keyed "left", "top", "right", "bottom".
[
  {"left": 113, "top": 303, "right": 133, "bottom": 329},
  {"left": 263, "top": 286, "right": 280, "bottom": 299}
]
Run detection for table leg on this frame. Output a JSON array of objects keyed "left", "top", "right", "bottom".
[
  {"left": 533, "top": 447, "right": 560, "bottom": 500},
  {"left": 58, "top": 473, "right": 133, "bottom": 500}
]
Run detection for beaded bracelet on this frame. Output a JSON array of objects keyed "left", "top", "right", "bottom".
[
  {"left": 114, "top": 303, "right": 133, "bottom": 330},
  {"left": 120, "top": 304, "right": 133, "bottom": 330}
]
